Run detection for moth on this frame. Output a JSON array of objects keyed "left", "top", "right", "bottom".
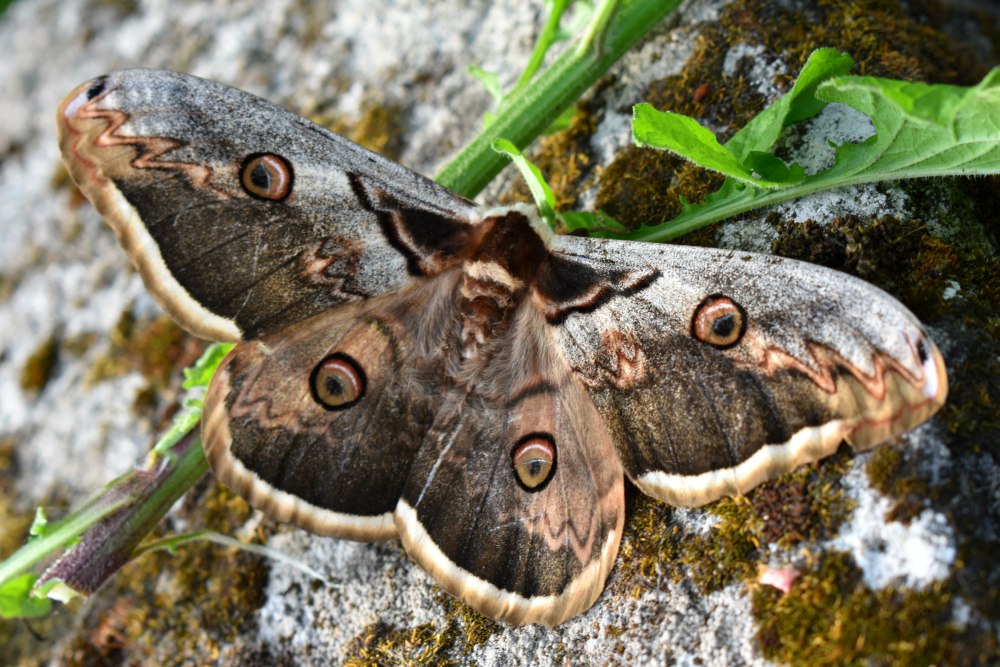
[{"left": 57, "top": 70, "right": 947, "bottom": 626}]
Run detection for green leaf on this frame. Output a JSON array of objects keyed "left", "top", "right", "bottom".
[
  {"left": 725, "top": 48, "right": 854, "bottom": 161},
  {"left": 160, "top": 344, "right": 233, "bottom": 457},
  {"left": 814, "top": 68, "right": 1000, "bottom": 178},
  {"left": 632, "top": 104, "right": 800, "bottom": 187},
  {"left": 490, "top": 139, "right": 629, "bottom": 235},
  {"left": 33, "top": 577, "right": 79, "bottom": 604},
  {"left": 491, "top": 138, "right": 557, "bottom": 225},
  {"left": 631, "top": 49, "right": 855, "bottom": 189},
  {"left": 615, "top": 52, "right": 1000, "bottom": 243},
  {"left": 747, "top": 151, "right": 805, "bottom": 182},
  {"left": 490, "top": 138, "right": 631, "bottom": 234},
  {"left": 558, "top": 209, "right": 628, "bottom": 234},
  {"left": 0, "top": 573, "right": 52, "bottom": 619}
]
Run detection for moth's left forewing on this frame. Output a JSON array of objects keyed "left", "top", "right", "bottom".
[
  {"left": 57, "top": 70, "right": 482, "bottom": 342},
  {"left": 546, "top": 236, "right": 947, "bottom": 508}
]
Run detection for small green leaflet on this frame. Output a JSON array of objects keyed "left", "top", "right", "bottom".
[
  {"left": 152, "top": 342, "right": 232, "bottom": 457},
  {"left": 491, "top": 138, "right": 626, "bottom": 234},
  {"left": 0, "top": 573, "right": 51, "bottom": 620},
  {"left": 29, "top": 506, "right": 49, "bottom": 539},
  {"left": 491, "top": 138, "right": 557, "bottom": 224},
  {"left": 182, "top": 342, "right": 233, "bottom": 390}
]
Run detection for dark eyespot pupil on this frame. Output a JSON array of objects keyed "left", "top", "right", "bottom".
[
  {"left": 917, "top": 339, "right": 929, "bottom": 364},
  {"left": 711, "top": 314, "right": 735, "bottom": 337},
  {"left": 324, "top": 375, "right": 344, "bottom": 397},
  {"left": 250, "top": 163, "right": 271, "bottom": 189}
]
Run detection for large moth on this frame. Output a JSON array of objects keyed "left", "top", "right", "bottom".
[{"left": 57, "top": 70, "right": 946, "bottom": 626}]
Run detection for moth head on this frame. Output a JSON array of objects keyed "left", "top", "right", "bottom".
[
  {"left": 240, "top": 152, "right": 294, "bottom": 201},
  {"left": 511, "top": 434, "right": 557, "bottom": 492},
  {"left": 310, "top": 353, "right": 366, "bottom": 410},
  {"left": 691, "top": 294, "right": 747, "bottom": 349}
]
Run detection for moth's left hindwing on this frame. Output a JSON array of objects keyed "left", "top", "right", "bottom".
[
  {"left": 57, "top": 69, "right": 481, "bottom": 342},
  {"left": 395, "top": 302, "right": 624, "bottom": 627},
  {"left": 202, "top": 273, "right": 462, "bottom": 540}
]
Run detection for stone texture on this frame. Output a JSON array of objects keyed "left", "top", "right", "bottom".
[{"left": 2, "top": 0, "right": 998, "bottom": 664}]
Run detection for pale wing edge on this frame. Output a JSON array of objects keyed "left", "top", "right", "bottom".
[
  {"left": 394, "top": 499, "right": 622, "bottom": 627},
  {"left": 58, "top": 80, "right": 243, "bottom": 342}
]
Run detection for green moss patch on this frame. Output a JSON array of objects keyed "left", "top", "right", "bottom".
[
  {"left": 88, "top": 311, "right": 200, "bottom": 386},
  {"left": 619, "top": 447, "right": 857, "bottom": 603},
  {"left": 310, "top": 100, "right": 407, "bottom": 162},
  {"left": 864, "top": 446, "right": 931, "bottom": 524},
  {"left": 933, "top": 232, "right": 1000, "bottom": 459},
  {"left": 770, "top": 213, "right": 959, "bottom": 321},
  {"left": 19, "top": 336, "right": 59, "bottom": 392},
  {"left": 0, "top": 438, "right": 33, "bottom": 563},
  {"left": 86, "top": 310, "right": 203, "bottom": 425},
  {"left": 751, "top": 449, "right": 855, "bottom": 547},
  {"left": 752, "top": 551, "right": 977, "bottom": 666},
  {"left": 344, "top": 620, "right": 460, "bottom": 667},
  {"left": 618, "top": 490, "right": 757, "bottom": 596},
  {"left": 435, "top": 594, "right": 503, "bottom": 655},
  {"left": 340, "top": 590, "right": 503, "bottom": 665}
]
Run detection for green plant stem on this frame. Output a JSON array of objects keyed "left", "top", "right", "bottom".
[
  {"left": 511, "top": 0, "right": 571, "bottom": 94},
  {"left": 0, "top": 495, "right": 129, "bottom": 588},
  {"left": 0, "top": 429, "right": 208, "bottom": 596},
  {"left": 39, "top": 431, "right": 209, "bottom": 595},
  {"left": 623, "top": 185, "right": 783, "bottom": 242},
  {"left": 436, "top": 0, "right": 682, "bottom": 197},
  {"left": 576, "top": 0, "right": 619, "bottom": 54}
]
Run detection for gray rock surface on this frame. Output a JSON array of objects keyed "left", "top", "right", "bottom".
[{"left": 2, "top": 0, "right": 998, "bottom": 664}]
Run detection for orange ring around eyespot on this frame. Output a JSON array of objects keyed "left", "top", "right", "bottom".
[
  {"left": 691, "top": 294, "right": 747, "bottom": 349},
  {"left": 240, "top": 153, "right": 294, "bottom": 201},
  {"left": 510, "top": 434, "right": 557, "bottom": 492},
  {"left": 310, "top": 353, "right": 366, "bottom": 411}
]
